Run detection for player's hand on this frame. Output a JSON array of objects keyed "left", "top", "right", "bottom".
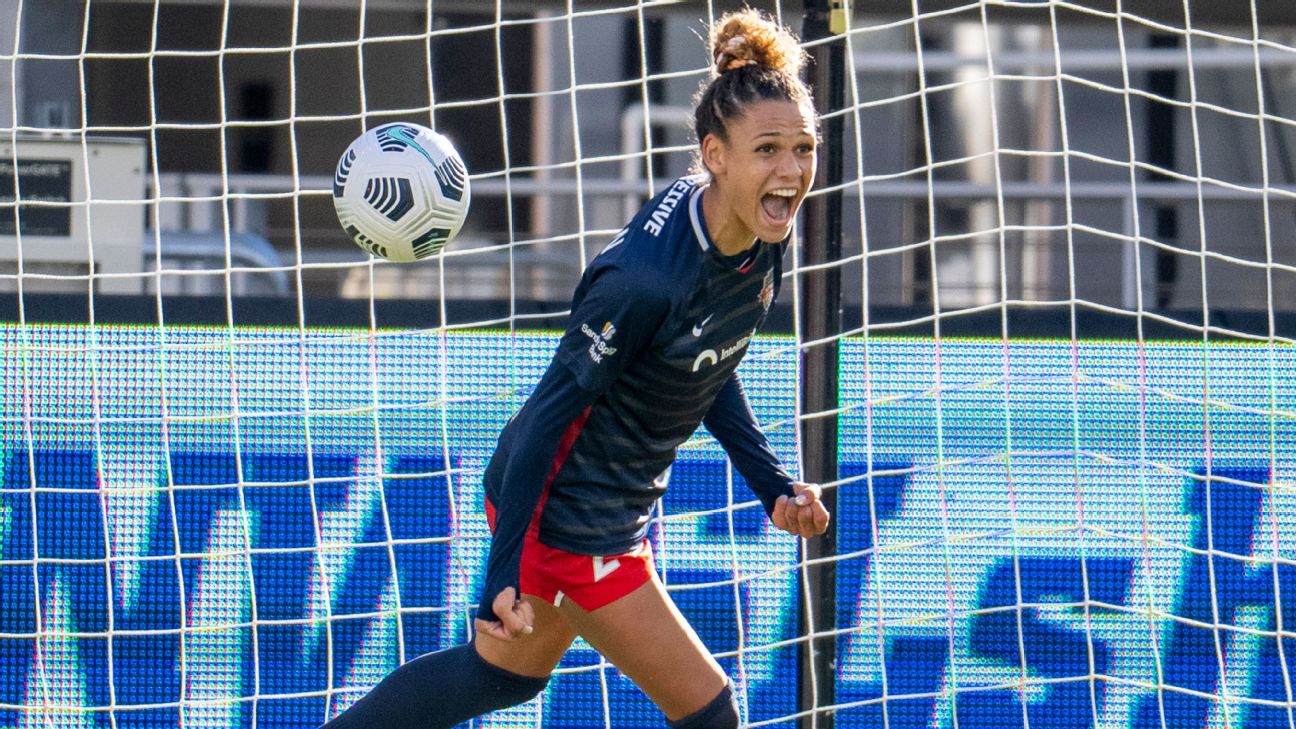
[
  {"left": 473, "top": 587, "right": 535, "bottom": 642},
  {"left": 771, "top": 482, "right": 830, "bottom": 538}
]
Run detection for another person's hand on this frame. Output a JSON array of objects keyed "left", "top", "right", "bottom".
[
  {"left": 473, "top": 587, "right": 535, "bottom": 641},
  {"left": 771, "top": 482, "right": 830, "bottom": 538}
]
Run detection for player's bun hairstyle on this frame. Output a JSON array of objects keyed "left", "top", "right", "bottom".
[{"left": 693, "top": 8, "right": 814, "bottom": 173}]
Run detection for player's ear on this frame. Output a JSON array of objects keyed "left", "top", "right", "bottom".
[{"left": 700, "top": 133, "right": 727, "bottom": 177}]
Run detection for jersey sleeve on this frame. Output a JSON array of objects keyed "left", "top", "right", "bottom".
[
  {"left": 475, "top": 360, "right": 596, "bottom": 622},
  {"left": 702, "top": 373, "right": 796, "bottom": 516},
  {"left": 552, "top": 263, "right": 670, "bottom": 392},
  {"left": 476, "top": 264, "right": 669, "bottom": 623}
]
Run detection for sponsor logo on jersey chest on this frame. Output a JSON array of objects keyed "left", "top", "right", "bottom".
[{"left": 691, "top": 330, "right": 754, "bottom": 372}]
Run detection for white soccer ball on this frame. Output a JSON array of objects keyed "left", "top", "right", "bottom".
[{"left": 332, "top": 122, "right": 471, "bottom": 262}]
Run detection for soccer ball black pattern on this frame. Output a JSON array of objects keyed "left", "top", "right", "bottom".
[{"left": 333, "top": 123, "right": 471, "bottom": 262}]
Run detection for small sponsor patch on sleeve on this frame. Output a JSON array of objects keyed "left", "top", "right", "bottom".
[{"left": 580, "top": 320, "right": 619, "bottom": 364}]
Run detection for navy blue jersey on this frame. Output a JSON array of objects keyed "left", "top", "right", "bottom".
[{"left": 477, "top": 175, "right": 795, "bottom": 621}]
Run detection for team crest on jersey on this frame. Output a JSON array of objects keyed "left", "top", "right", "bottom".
[{"left": 759, "top": 270, "right": 775, "bottom": 312}]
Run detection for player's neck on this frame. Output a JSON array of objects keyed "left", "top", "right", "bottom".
[{"left": 700, "top": 188, "right": 757, "bottom": 256}]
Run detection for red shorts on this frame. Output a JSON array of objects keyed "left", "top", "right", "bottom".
[{"left": 485, "top": 498, "right": 655, "bottom": 612}]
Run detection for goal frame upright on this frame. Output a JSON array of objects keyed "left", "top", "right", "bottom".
[{"left": 799, "top": 0, "right": 848, "bottom": 726}]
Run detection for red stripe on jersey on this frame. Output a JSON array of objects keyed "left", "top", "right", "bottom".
[
  {"left": 528, "top": 405, "right": 594, "bottom": 537},
  {"left": 484, "top": 404, "right": 651, "bottom": 612},
  {"left": 548, "top": 406, "right": 594, "bottom": 491},
  {"left": 486, "top": 405, "right": 594, "bottom": 537}
]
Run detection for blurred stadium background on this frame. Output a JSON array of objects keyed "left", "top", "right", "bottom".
[{"left": 5, "top": 0, "right": 1296, "bottom": 317}]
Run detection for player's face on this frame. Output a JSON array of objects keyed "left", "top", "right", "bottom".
[{"left": 702, "top": 99, "right": 817, "bottom": 252}]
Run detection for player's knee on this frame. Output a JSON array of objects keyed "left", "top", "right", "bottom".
[
  {"left": 468, "top": 643, "right": 551, "bottom": 708},
  {"left": 486, "top": 667, "right": 549, "bottom": 707},
  {"left": 667, "top": 681, "right": 739, "bottom": 729}
]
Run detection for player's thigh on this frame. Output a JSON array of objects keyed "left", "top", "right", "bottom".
[
  {"left": 560, "top": 577, "right": 728, "bottom": 721},
  {"left": 475, "top": 594, "right": 578, "bottom": 678}
]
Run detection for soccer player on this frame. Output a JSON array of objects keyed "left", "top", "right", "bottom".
[{"left": 322, "top": 9, "right": 829, "bottom": 729}]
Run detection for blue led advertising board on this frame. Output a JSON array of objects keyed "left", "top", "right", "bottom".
[{"left": 0, "top": 324, "right": 1292, "bottom": 727}]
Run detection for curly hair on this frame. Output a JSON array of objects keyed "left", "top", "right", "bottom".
[{"left": 693, "top": 8, "right": 815, "bottom": 173}]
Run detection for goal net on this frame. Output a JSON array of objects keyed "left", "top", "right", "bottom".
[{"left": 0, "top": 1, "right": 1294, "bottom": 728}]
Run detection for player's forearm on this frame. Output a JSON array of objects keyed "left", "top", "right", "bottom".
[{"left": 703, "top": 375, "right": 795, "bottom": 514}]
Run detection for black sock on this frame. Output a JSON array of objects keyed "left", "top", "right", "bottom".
[
  {"left": 667, "top": 681, "right": 739, "bottom": 729},
  {"left": 320, "top": 642, "right": 550, "bottom": 729}
]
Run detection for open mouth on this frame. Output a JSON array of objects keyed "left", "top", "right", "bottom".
[{"left": 761, "top": 188, "right": 798, "bottom": 225}]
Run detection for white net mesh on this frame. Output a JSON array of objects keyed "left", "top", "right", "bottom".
[{"left": 1, "top": 1, "right": 1295, "bottom": 728}]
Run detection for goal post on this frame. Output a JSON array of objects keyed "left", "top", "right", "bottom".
[{"left": 798, "top": 0, "right": 848, "bottom": 726}]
